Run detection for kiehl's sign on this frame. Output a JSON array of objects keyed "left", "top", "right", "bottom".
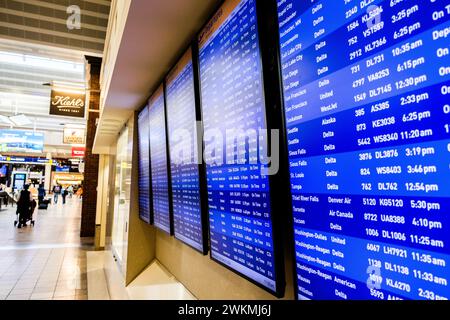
[{"left": 50, "top": 90, "right": 86, "bottom": 118}]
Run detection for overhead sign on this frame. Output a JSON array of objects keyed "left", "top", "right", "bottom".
[
  {"left": 72, "top": 147, "right": 86, "bottom": 158},
  {"left": 50, "top": 89, "right": 86, "bottom": 118},
  {"left": 0, "top": 130, "right": 44, "bottom": 153},
  {"left": 0, "top": 156, "right": 59, "bottom": 166},
  {"left": 52, "top": 172, "right": 84, "bottom": 184},
  {"left": 56, "top": 166, "right": 70, "bottom": 172},
  {"left": 63, "top": 128, "right": 86, "bottom": 145}
]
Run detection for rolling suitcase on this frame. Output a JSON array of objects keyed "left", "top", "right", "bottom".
[
  {"left": 38, "top": 198, "right": 50, "bottom": 210},
  {"left": 38, "top": 202, "right": 48, "bottom": 210}
]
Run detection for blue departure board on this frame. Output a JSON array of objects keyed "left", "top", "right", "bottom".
[
  {"left": 199, "top": 0, "right": 279, "bottom": 293},
  {"left": 166, "top": 48, "right": 206, "bottom": 253},
  {"left": 149, "top": 85, "right": 172, "bottom": 234},
  {"left": 138, "top": 105, "right": 151, "bottom": 223},
  {"left": 278, "top": 0, "right": 450, "bottom": 300}
]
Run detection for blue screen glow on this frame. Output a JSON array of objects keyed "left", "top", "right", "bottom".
[
  {"left": 199, "top": 0, "right": 278, "bottom": 292},
  {"left": 166, "top": 48, "right": 206, "bottom": 252},
  {"left": 278, "top": 0, "right": 450, "bottom": 300},
  {"left": 0, "top": 130, "right": 44, "bottom": 154},
  {"left": 138, "top": 106, "right": 151, "bottom": 223},
  {"left": 149, "top": 86, "right": 172, "bottom": 234}
]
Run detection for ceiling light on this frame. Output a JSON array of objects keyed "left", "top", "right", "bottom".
[
  {"left": 52, "top": 81, "right": 86, "bottom": 89},
  {"left": 44, "top": 81, "right": 87, "bottom": 95},
  {"left": 52, "top": 87, "right": 86, "bottom": 95},
  {"left": 64, "top": 124, "right": 86, "bottom": 129},
  {"left": 10, "top": 114, "right": 32, "bottom": 126},
  {"left": 0, "top": 115, "right": 14, "bottom": 125},
  {"left": 43, "top": 81, "right": 100, "bottom": 94},
  {"left": 0, "top": 51, "right": 84, "bottom": 74}
]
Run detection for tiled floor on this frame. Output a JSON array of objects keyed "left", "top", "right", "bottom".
[{"left": 0, "top": 197, "right": 91, "bottom": 300}]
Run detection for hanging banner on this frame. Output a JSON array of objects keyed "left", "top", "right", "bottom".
[
  {"left": 63, "top": 128, "right": 86, "bottom": 145},
  {"left": 50, "top": 89, "right": 86, "bottom": 118}
]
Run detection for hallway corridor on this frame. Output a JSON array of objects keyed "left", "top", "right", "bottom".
[{"left": 0, "top": 198, "right": 89, "bottom": 300}]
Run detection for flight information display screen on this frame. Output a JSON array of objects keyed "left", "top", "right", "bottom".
[
  {"left": 278, "top": 0, "right": 450, "bottom": 300},
  {"left": 166, "top": 48, "right": 206, "bottom": 253},
  {"left": 199, "top": 0, "right": 279, "bottom": 293},
  {"left": 138, "top": 105, "right": 151, "bottom": 223},
  {"left": 149, "top": 85, "right": 172, "bottom": 234},
  {"left": 0, "top": 130, "right": 44, "bottom": 153}
]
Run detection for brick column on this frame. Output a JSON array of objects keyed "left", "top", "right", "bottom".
[{"left": 80, "top": 56, "right": 102, "bottom": 238}]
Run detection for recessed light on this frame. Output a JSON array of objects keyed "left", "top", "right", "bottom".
[
  {"left": 0, "top": 115, "right": 14, "bottom": 125},
  {"left": 10, "top": 114, "right": 32, "bottom": 126},
  {"left": 64, "top": 124, "right": 86, "bottom": 129}
]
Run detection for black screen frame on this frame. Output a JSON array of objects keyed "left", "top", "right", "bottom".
[
  {"left": 195, "top": 0, "right": 287, "bottom": 298},
  {"left": 165, "top": 44, "right": 210, "bottom": 255},
  {"left": 270, "top": 0, "right": 300, "bottom": 301},
  {"left": 193, "top": 42, "right": 212, "bottom": 256},
  {"left": 273, "top": 1, "right": 335, "bottom": 301}
]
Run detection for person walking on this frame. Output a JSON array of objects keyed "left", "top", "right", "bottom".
[
  {"left": 52, "top": 184, "right": 61, "bottom": 204},
  {"left": 76, "top": 185, "right": 83, "bottom": 199},
  {"left": 16, "top": 184, "right": 32, "bottom": 229},
  {"left": 67, "top": 185, "right": 74, "bottom": 198},
  {"left": 61, "top": 186, "right": 68, "bottom": 205},
  {"left": 38, "top": 184, "right": 46, "bottom": 205}
]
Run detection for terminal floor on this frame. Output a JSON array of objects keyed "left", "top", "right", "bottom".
[{"left": 0, "top": 197, "right": 89, "bottom": 300}]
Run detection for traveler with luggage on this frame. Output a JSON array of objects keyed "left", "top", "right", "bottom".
[
  {"left": 38, "top": 184, "right": 51, "bottom": 210},
  {"left": 38, "top": 184, "right": 46, "bottom": 205},
  {"left": 15, "top": 184, "right": 34, "bottom": 229}
]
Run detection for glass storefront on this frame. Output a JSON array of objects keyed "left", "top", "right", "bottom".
[{"left": 112, "top": 126, "right": 132, "bottom": 268}]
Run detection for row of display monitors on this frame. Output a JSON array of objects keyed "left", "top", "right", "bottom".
[
  {"left": 138, "top": 0, "right": 450, "bottom": 300},
  {"left": 138, "top": 0, "right": 282, "bottom": 296}
]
